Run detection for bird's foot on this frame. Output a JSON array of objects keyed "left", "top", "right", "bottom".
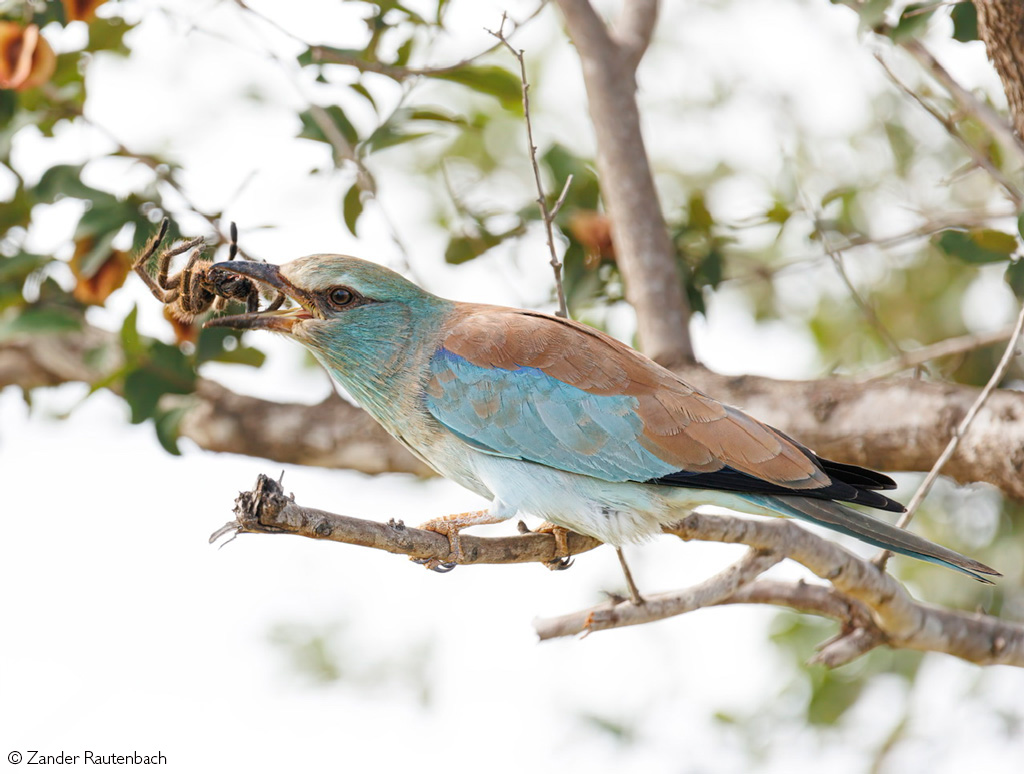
[
  {"left": 414, "top": 509, "right": 503, "bottom": 571},
  {"left": 521, "top": 521, "right": 574, "bottom": 571}
]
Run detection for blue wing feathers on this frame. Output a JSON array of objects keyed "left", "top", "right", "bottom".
[{"left": 426, "top": 347, "right": 677, "bottom": 481}]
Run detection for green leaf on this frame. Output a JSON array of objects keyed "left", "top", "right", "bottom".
[
  {"left": 195, "top": 326, "right": 266, "bottom": 367},
  {"left": 349, "top": 82, "right": 377, "bottom": 111},
  {"left": 122, "top": 342, "right": 196, "bottom": 424},
  {"left": 884, "top": 120, "right": 915, "bottom": 176},
  {"left": 1005, "top": 261, "right": 1024, "bottom": 300},
  {"left": 765, "top": 201, "right": 791, "bottom": 225},
  {"left": 951, "top": 2, "right": 978, "bottom": 43},
  {"left": 430, "top": 65, "right": 522, "bottom": 112},
  {"left": 0, "top": 89, "right": 16, "bottom": 129},
  {"left": 120, "top": 305, "right": 143, "bottom": 358},
  {"left": 0, "top": 252, "right": 50, "bottom": 284},
  {"left": 86, "top": 16, "right": 135, "bottom": 56},
  {"left": 154, "top": 405, "right": 189, "bottom": 455},
  {"left": 343, "top": 184, "right": 364, "bottom": 236},
  {"left": 408, "top": 107, "right": 468, "bottom": 126},
  {"left": 35, "top": 164, "right": 109, "bottom": 203},
  {"left": 209, "top": 345, "right": 266, "bottom": 367},
  {"left": 298, "top": 105, "right": 359, "bottom": 150},
  {"left": 935, "top": 229, "right": 1018, "bottom": 264},
  {"left": 889, "top": 4, "right": 935, "bottom": 42},
  {"left": 298, "top": 46, "right": 368, "bottom": 69},
  {"left": 394, "top": 35, "right": 415, "bottom": 67},
  {"left": 0, "top": 306, "right": 82, "bottom": 340}
]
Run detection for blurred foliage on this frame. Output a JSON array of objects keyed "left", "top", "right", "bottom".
[
  {"left": 268, "top": 618, "right": 435, "bottom": 706},
  {"left": 1, "top": 0, "right": 1023, "bottom": 763}
]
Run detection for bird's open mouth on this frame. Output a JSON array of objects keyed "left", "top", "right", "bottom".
[{"left": 203, "top": 261, "right": 318, "bottom": 333}]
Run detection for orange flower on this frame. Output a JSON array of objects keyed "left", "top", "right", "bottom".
[
  {"left": 61, "top": 0, "right": 108, "bottom": 23},
  {"left": 163, "top": 306, "right": 198, "bottom": 345},
  {"left": 70, "top": 239, "right": 132, "bottom": 306},
  {"left": 0, "top": 23, "right": 56, "bottom": 91},
  {"left": 567, "top": 209, "right": 616, "bottom": 268}
]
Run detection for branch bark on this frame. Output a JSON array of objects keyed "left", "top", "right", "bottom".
[
  {"left": 975, "top": 0, "right": 1024, "bottom": 141},
  {"left": 5, "top": 326, "right": 1024, "bottom": 496},
  {"left": 217, "top": 475, "right": 1024, "bottom": 667},
  {"left": 554, "top": 0, "right": 694, "bottom": 367}
]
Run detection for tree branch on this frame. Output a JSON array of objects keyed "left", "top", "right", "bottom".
[
  {"left": 975, "top": 0, "right": 1024, "bottom": 141},
  {"left": 663, "top": 513, "right": 1024, "bottom": 666},
  {"left": 554, "top": 0, "right": 694, "bottom": 367},
  {"left": 6, "top": 325, "right": 1024, "bottom": 497},
  {"left": 215, "top": 475, "right": 1024, "bottom": 667},
  {"left": 214, "top": 473, "right": 603, "bottom": 564},
  {"left": 533, "top": 547, "right": 782, "bottom": 638},
  {"left": 612, "top": 0, "right": 660, "bottom": 71}
]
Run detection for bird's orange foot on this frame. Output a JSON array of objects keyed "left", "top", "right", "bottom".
[
  {"left": 414, "top": 510, "right": 505, "bottom": 572},
  {"left": 520, "top": 520, "right": 574, "bottom": 571}
]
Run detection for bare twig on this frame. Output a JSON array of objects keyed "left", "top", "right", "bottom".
[
  {"left": 489, "top": 16, "right": 572, "bottom": 318},
  {"left": 875, "top": 300, "right": 1024, "bottom": 569},
  {"left": 858, "top": 323, "right": 1018, "bottom": 381},
  {"left": 898, "top": 37, "right": 1024, "bottom": 164},
  {"left": 234, "top": 0, "right": 548, "bottom": 83},
  {"left": 876, "top": 53, "right": 1024, "bottom": 207},
  {"left": 799, "top": 191, "right": 905, "bottom": 357},
  {"left": 723, "top": 208, "right": 1018, "bottom": 287},
  {"left": 534, "top": 547, "right": 781, "bottom": 639}
]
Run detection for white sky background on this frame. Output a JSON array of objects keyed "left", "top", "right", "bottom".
[{"left": 2, "top": 0, "right": 1024, "bottom": 771}]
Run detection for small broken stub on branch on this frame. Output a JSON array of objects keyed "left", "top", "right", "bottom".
[{"left": 210, "top": 473, "right": 293, "bottom": 543}]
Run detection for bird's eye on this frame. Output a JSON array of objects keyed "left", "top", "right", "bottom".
[{"left": 328, "top": 287, "right": 355, "bottom": 308}]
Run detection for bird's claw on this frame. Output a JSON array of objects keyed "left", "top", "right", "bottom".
[
  {"left": 528, "top": 521, "right": 573, "bottom": 571},
  {"left": 544, "top": 555, "right": 575, "bottom": 571},
  {"left": 412, "top": 557, "right": 457, "bottom": 573}
]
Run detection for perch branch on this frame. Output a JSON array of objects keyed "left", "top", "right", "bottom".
[
  {"left": 212, "top": 474, "right": 602, "bottom": 565},
  {"left": 213, "top": 476, "right": 1024, "bottom": 667}
]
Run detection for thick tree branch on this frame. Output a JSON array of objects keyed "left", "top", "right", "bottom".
[
  {"left": 5, "top": 325, "right": 1024, "bottom": 497},
  {"left": 975, "top": 0, "right": 1024, "bottom": 141},
  {"left": 554, "top": 0, "right": 694, "bottom": 367},
  {"left": 613, "top": 0, "right": 659, "bottom": 71},
  {"left": 679, "top": 365, "right": 1024, "bottom": 501},
  {"left": 216, "top": 475, "right": 1024, "bottom": 667}
]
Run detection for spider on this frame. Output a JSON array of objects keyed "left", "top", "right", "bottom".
[{"left": 132, "top": 219, "right": 285, "bottom": 323}]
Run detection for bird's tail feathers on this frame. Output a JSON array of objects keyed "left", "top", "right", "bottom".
[{"left": 738, "top": 494, "right": 1000, "bottom": 584}]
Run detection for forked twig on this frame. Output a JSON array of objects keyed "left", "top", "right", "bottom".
[
  {"left": 489, "top": 14, "right": 573, "bottom": 318},
  {"left": 798, "top": 191, "right": 905, "bottom": 357}
]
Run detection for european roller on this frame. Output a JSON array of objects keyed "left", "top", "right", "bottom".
[{"left": 205, "top": 255, "right": 999, "bottom": 583}]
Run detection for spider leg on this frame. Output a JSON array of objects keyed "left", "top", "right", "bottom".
[
  {"left": 245, "top": 284, "right": 261, "bottom": 313},
  {"left": 264, "top": 291, "right": 285, "bottom": 312}
]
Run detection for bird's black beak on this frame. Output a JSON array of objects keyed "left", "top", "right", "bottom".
[{"left": 203, "top": 261, "right": 317, "bottom": 334}]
